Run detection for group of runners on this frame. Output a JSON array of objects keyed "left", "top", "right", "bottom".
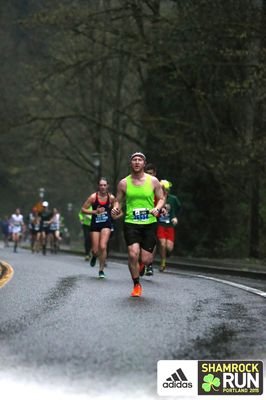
[
  {"left": 79, "top": 152, "right": 181, "bottom": 297},
  {"left": 29, "top": 202, "right": 62, "bottom": 255},
  {"left": 2, "top": 203, "right": 62, "bottom": 255},
  {"left": 2, "top": 151, "right": 181, "bottom": 297}
]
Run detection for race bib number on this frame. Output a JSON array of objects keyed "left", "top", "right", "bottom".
[
  {"left": 133, "top": 208, "right": 149, "bottom": 221},
  {"left": 95, "top": 212, "right": 108, "bottom": 223},
  {"left": 158, "top": 214, "right": 170, "bottom": 224}
]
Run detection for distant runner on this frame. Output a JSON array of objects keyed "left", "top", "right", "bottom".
[
  {"left": 79, "top": 206, "right": 92, "bottom": 261},
  {"left": 39, "top": 201, "right": 53, "bottom": 255},
  {"left": 10, "top": 208, "right": 25, "bottom": 253},
  {"left": 157, "top": 180, "right": 182, "bottom": 271}
]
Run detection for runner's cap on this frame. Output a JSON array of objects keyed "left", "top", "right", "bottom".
[
  {"left": 130, "top": 152, "right": 146, "bottom": 161},
  {"left": 160, "top": 180, "right": 172, "bottom": 190},
  {"left": 42, "top": 201, "right": 49, "bottom": 207}
]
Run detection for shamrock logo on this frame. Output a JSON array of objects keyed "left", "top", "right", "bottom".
[{"left": 202, "top": 373, "right": 221, "bottom": 392}]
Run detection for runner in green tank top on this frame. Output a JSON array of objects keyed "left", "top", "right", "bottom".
[
  {"left": 111, "top": 152, "right": 165, "bottom": 297},
  {"left": 125, "top": 174, "right": 157, "bottom": 225},
  {"left": 79, "top": 206, "right": 92, "bottom": 261}
]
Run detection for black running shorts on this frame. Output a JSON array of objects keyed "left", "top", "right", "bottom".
[
  {"left": 90, "top": 221, "right": 112, "bottom": 232},
  {"left": 123, "top": 222, "right": 157, "bottom": 253}
]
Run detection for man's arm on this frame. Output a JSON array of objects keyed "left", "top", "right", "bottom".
[
  {"left": 171, "top": 195, "right": 182, "bottom": 226},
  {"left": 150, "top": 177, "right": 165, "bottom": 217},
  {"left": 111, "top": 179, "right": 126, "bottom": 216},
  {"left": 110, "top": 193, "right": 123, "bottom": 219}
]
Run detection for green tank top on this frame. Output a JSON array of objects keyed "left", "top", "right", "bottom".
[
  {"left": 78, "top": 206, "right": 92, "bottom": 226},
  {"left": 125, "top": 174, "right": 157, "bottom": 224}
]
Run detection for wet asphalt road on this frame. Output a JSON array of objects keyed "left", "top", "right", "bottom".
[{"left": 0, "top": 247, "right": 265, "bottom": 399}]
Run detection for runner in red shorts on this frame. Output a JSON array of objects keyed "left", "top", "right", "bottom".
[{"left": 157, "top": 180, "right": 181, "bottom": 271}]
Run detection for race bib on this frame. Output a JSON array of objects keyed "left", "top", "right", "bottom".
[
  {"left": 158, "top": 214, "right": 170, "bottom": 224},
  {"left": 95, "top": 212, "right": 108, "bottom": 223},
  {"left": 133, "top": 208, "right": 149, "bottom": 221}
]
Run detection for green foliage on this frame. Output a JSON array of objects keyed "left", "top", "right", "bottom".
[{"left": 1, "top": 0, "right": 266, "bottom": 257}]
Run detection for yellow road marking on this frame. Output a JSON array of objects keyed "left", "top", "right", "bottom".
[{"left": 0, "top": 260, "right": 14, "bottom": 288}]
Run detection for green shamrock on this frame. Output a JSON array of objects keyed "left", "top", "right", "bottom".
[{"left": 202, "top": 374, "right": 221, "bottom": 392}]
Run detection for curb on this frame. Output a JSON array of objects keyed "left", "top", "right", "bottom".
[
  {"left": 108, "top": 253, "right": 266, "bottom": 278},
  {"left": 59, "top": 247, "right": 266, "bottom": 278},
  {"left": 22, "top": 244, "right": 266, "bottom": 278}
]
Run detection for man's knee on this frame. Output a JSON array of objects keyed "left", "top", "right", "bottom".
[{"left": 128, "top": 248, "right": 139, "bottom": 263}]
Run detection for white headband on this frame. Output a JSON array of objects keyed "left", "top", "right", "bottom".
[{"left": 130, "top": 152, "right": 146, "bottom": 161}]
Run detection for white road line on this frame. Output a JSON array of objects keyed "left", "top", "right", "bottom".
[
  {"left": 196, "top": 274, "right": 266, "bottom": 298},
  {"left": 113, "top": 261, "right": 266, "bottom": 299},
  {"left": 168, "top": 270, "right": 266, "bottom": 298}
]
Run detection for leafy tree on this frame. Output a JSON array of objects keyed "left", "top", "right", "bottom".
[{"left": 1, "top": 0, "right": 266, "bottom": 257}]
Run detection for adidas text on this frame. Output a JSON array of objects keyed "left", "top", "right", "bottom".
[{"left": 163, "top": 382, "right": 193, "bottom": 389}]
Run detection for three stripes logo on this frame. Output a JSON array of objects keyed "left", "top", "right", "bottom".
[{"left": 163, "top": 368, "right": 193, "bottom": 389}]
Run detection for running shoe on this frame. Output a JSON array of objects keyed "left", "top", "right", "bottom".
[
  {"left": 98, "top": 271, "right": 105, "bottom": 279},
  {"left": 85, "top": 255, "right": 90, "bottom": 261},
  {"left": 131, "top": 283, "right": 142, "bottom": 297},
  {"left": 159, "top": 265, "right": 166, "bottom": 272},
  {"left": 90, "top": 255, "right": 97, "bottom": 267},
  {"left": 145, "top": 264, "right": 154, "bottom": 276}
]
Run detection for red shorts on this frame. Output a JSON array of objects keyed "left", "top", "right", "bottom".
[{"left": 156, "top": 225, "right": 175, "bottom": 242}]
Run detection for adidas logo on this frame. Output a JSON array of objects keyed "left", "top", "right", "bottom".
[{"left": 162, "top": 368, "right": 193, "bottom": 389}]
